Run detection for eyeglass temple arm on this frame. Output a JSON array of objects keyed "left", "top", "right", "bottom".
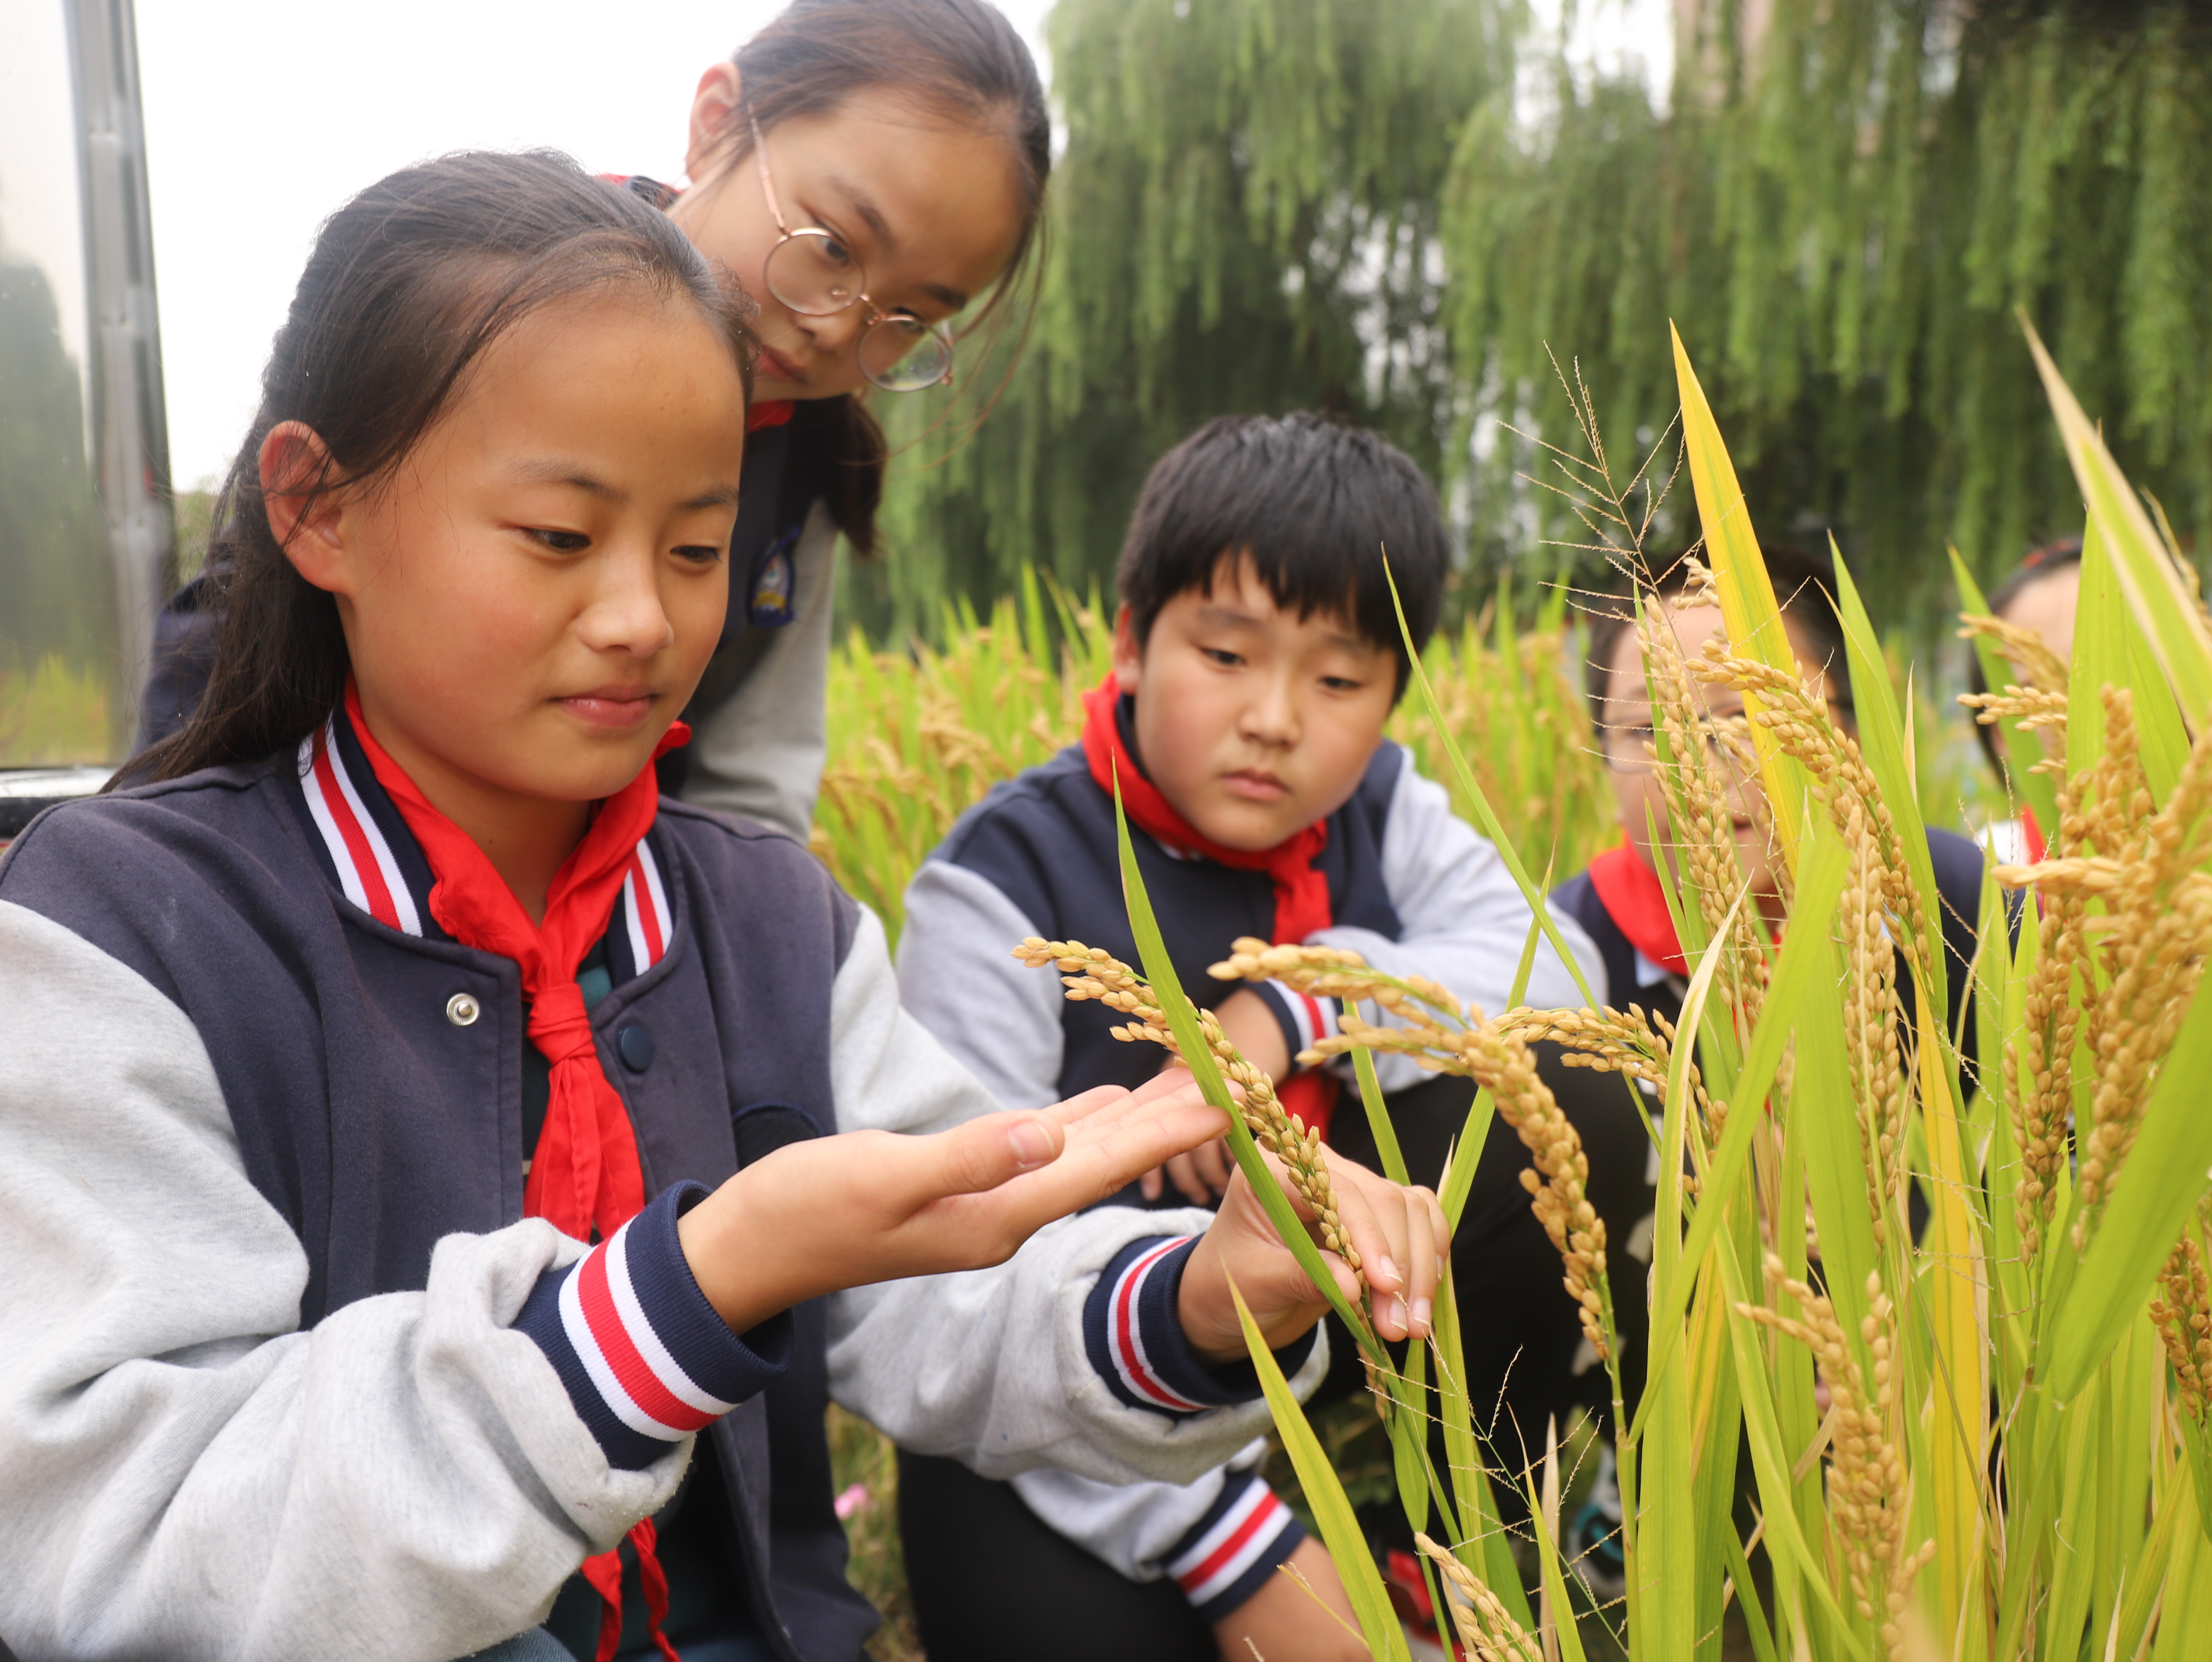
[{"left": 748, "top": 115, "right": 789, "bottom": 234}]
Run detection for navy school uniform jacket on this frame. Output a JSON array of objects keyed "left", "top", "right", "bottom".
[
  {"left": 893, "top": 708, "right": 1601, "bottom": 1616},
  {"left": 0, "top": 719, "right": 1323, "bottom": 1662}
]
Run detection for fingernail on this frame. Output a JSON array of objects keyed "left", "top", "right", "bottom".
[
  {"left": 1376, "top": 1255, "right": 1400, "bottom": 1288},
  {"left": 1007, "top": 1122, "right": 1054, "bottom": 1170},
  {"left": 1412, "top": 1298, "right": 1432, "bottom": 1336},
  {"left": 1391, "top": 1295, "right": 1409, "bottom": 1332}
]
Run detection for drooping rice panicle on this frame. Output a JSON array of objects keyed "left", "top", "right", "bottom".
[
  {"left": 1957, "top": 612, "right": 2071, "bottom": 698},
  {"left": 2148, "top": 1206, "right": 2212, "bottom": 1425},
  {"left": 1414, "top": 1533, "right": 1544, "bottom": 1662},
  {"left": 1838, "top": 794, "right": 1909, "bottom": 1247},
  {"left": 1207, "top": 938, "right": 1615, "bottom": 1362},
  {"left": 1011, "top": 937, "right": 1361, "bottom": 1271},
  {"left": 1738, "top": 1258, "right": 1934, "bottom": 1654}
]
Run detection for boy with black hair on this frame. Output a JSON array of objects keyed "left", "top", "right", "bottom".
[{"left": 890, "top": 412, "right": 1607, "bottom": 1662}]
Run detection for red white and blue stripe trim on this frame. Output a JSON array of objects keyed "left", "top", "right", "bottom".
[
  {"left": 619, "top": 841, "right": 672, "bottom": 972},
  {"left": 1106, "top": 1236, "right": 1208, "bottom": 1412},
  {"left": 514, "top": 1183, "right": 791, "bottom": 1470},
  {"left": 296, "top": 716, "right": 423, "bottom": 936},
  {"left": 1165, "top": 1473, "right": 1303, "bottom": 1618},
  {"left": 1083, "top": 1235, "right": 1319, "bottom": 1421}
]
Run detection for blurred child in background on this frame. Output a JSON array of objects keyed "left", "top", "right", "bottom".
[{"left": 893, "top": 412, "right": 1600, "bottom": 1661}]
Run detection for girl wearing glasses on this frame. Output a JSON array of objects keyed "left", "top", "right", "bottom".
[{"left": 137, "top": 0, "right": 1048, "bottom": 846}]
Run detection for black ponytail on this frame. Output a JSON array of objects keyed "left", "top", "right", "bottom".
[{"left": 131, "top": 150, "right": 750, "bottom": 784}]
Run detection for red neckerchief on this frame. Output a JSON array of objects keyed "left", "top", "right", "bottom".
[
  {"left": 341, "top": 682, "right": 690, "bottom": 1662},
  {"left": 747, "top": 399, "right": 796, "bottom": 433},
  {"left": 1584, "top": 843, "right": 1689, "bottom": 978},
  {"left": 1080, "top": 675, "right": 1340, "bottom": 1137}
]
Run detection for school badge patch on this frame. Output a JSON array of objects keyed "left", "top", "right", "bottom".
[{"left": 748, "top": 526, "right": 801, "bottom": 628}]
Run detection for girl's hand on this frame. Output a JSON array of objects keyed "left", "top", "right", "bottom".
[
  {"left": 678, "top": 1072, "right": 1231, "bottom": 1334},
  {"left": 1176, "top": 1147, "right": 1448, "bottom": 1364}
]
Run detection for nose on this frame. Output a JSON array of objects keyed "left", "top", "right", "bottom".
[
  {"left": 577, "top": 541, "right": 677, "bottom": 660},
  {"left": 1239, "top": 668, "right": 1300, "bottom": 748}
]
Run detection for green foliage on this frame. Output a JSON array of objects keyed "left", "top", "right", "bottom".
[
  {"left": 0, "top": 654, "right": 113, "bottom": 767},
  {"left": 1444, "top": 0, "right": 2212, "bottom": 626},
  {"left": 1193, "top": 330, "right": 2212, "bottom": 1659},
  {"left": 845, "top": 0, "right": 1518, "bottom": 642}
]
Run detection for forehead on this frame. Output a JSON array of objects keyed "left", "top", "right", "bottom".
[
  {"left": 1602, "top": 600, "right": 1824, "bottom": 704},
  {"left": 436, "top": 286, "right": 747, "bottom": 461},
  {"left": 764, "top": 95, "right": 1028, "bottom": 300},
  {"left": 1176, "top": 551, "right": 1379, "bottom": 654}
]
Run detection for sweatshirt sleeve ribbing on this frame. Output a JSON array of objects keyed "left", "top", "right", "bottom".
[{"left": 509, "top": 1183, "right": 791, "bottom": 1471}]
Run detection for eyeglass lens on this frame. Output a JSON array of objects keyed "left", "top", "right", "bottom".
[{"left": 763, "top": 234, "right": 952, "bottom": 392}]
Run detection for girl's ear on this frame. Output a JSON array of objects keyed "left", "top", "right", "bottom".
[
  {"left": 259, "top": 421, "right": 349, "bottom": 595},
  {"left": 685, "top": 63, "right": 745, "bottom": 184},
  {"left": 1110, "top": 603, "right": 1144, "bottom": 693}
]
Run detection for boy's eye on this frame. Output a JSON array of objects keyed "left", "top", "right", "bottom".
[
  {"left": 672, "top": 544, "right": 725, "bottom": 566},
  {"left": 1321, "top": 675, "right": 1365, "bottom": 693},
  {"left": 1200, "top": 647, "right": 1243, "bottom": 668},
  {"left": 530, "top": 528, "right": 590, "bottom": 554}
]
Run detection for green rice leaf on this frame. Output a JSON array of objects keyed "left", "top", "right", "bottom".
[
  {"left": 2024, "top": 315, "right": 2212, "bottom": 728},
  {"left": 1226, "top": 1273, "right": 1411, "bottom": 1661},
  {"left": 2045, "top": 974, "right": 2212, "bottom": 1398}
]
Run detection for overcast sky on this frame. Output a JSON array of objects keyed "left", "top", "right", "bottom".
[{"left": 135, "top": 0, "right": 1666, "bottom": 490}]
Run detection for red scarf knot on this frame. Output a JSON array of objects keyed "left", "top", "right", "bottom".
[{"left": 1079, "top": 674, "right": 1341, "bottom": 1138}]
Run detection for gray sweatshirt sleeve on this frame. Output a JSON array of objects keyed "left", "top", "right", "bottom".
[
  {"left": 677, "top": 503, "right": 838, "bottom": 842},
  {"left": 1310, "top": 748, "right": 1605, "bottom": 1101},
  {"left": 0, "top": 902, "right": 684, "bottom": 1662},
  {"left": 825, "top": 905, "right": 1328, "bottom": 1486},
  {"left": 895, "top": 855, "right": 1067, "bottom": 1110}
]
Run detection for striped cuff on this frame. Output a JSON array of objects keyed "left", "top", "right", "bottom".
[
  {"left": 1084, "top": 1236, "right": 1318, "bottom": 1418},
  {"left": 1252, "top": 979, "right": 1341, "bottom": 1067},
  {"left": 1164, "top": 1470, "right": 1307, "bottom": 1622},
  {"left": 513, "top": 1182, "right": 791, "bottom": 1470}
]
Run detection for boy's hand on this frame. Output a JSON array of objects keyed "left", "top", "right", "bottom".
[
  {"left": 1178, "top": 1146, "right": 1447, "bottom": 1363},
  {"left": 1211, "top": 1537, "right": 1367, "bottom": 1662},
  {"left": 678, "top": 1072, "right": 1232, "bottom": 1334},
  {"left": 1140, "top": 988, "right": 1291, "bottom": 1204}
]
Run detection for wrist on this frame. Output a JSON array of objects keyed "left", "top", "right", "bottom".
[{"left": 678, "top": 1162, "right": 813, "bottom": 1333}]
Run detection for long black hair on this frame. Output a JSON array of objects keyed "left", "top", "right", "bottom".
[
  {"left": 702, "top": 0, "right": 1054, "bottom": 555},
  {"left": 133, "top": 150, "right": 751, "bottom": 785}
]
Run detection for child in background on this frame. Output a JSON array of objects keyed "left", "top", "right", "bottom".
[
  {"left": 893, "top": 413, "right": 1601, "bottom": 1662},
  {"left": 1549, "top": 543, "right": 1991, "bottom": 1588},
  {"left": 1965, "top": 536, "right": 2082, "bottom": 863},
  {"left": 0, "top": 156, "right": 1447, "bottom": 1662},
  {"left": 141, "top": 0, "right": 1052, "bottom": 846}
]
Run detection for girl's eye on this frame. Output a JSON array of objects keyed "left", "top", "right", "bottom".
[
  {"left": 1321, "top": 675, "right": 1365, "bottom": 693},
  {"left": 673, "top": 544, "right": 724, "bottom": 566},
  {"left": 817, "top": 235, "right": 854, "bottom": 270},
  {"left": 531, "top": 528, "right": 590, "bottom": 553}
]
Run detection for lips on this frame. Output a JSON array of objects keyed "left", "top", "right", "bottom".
[
  {"left": 1221, "top": 769, "right": 1290, "bottom": 802},
  {"left": 557, "top": 688, "right": 657, "bottom": 730},
  {"left": 755, "top": 345, "right": 803, "bottom": 384}
]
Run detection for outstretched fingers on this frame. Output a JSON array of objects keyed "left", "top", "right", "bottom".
[{"left": 1324, "top": 1156, "right": 1449, "bottom": 1343}]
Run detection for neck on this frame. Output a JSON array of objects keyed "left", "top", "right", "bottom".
[{"left": 352, "top": 692, "right": 590, "bottom": 926}]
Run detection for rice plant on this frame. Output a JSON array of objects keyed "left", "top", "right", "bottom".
[{"left": 1062, "top": 327, "right": 2212, "bottom": 1660}]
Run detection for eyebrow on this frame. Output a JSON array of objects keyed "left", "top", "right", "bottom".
[
  {"left": 822, "top": 175, "right": 973, "bottom": 314},
  {"left": 507, "top": 459, "right": 740, "bottom": 512}
]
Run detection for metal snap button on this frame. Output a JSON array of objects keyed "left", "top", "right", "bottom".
[{"left": 446, "top": 993, "right": 481, "bottom": 1028}]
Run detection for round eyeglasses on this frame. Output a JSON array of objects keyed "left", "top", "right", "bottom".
[{"left": 750, "top": 117, "right": 956, "bottom": 393}]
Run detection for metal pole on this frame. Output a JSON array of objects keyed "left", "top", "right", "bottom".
[{"left": 65, "top": 0, "right": 171, "bottom": 749}]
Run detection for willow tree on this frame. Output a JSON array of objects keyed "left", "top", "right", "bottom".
[
  {"left": 1444, "top": 0, "right": 2212, "bottom": 626},
  {"left": 844, "top": 0, "right": 1517, "bottom": 642}
]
